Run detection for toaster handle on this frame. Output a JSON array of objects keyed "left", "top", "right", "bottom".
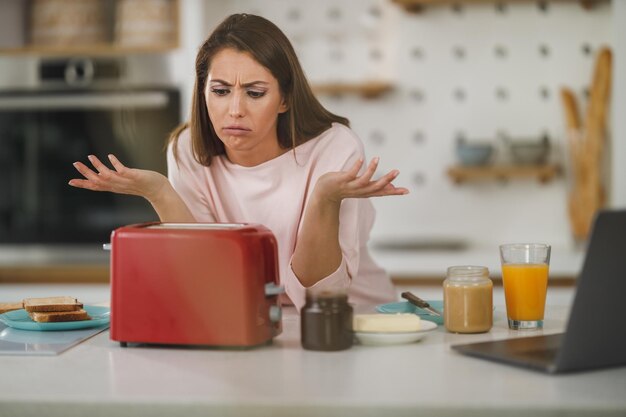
[
  {"left": 265, "top": 282, "right": 285, "bottom": 297},
  {"left": 102, "top": 243, "right": 111, "bottom": 251}
]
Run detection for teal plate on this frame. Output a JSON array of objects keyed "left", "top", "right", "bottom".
[
  {"left": 376, "top": 300, "right": 444, "bottom": 325},
  {"left": 0, "top": 305, "right": 110, "bottom": 331}
]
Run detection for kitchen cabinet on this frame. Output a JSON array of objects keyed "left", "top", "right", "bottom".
[
  {"left": 0, "top": 246, "right": 110, "bottom": 283},
  {"left": 0, "top": 239, "right": 583, "bottom": 284},
  {"left": 0, "top": 0, "right": 180, "bottom": 56},
  {"left": 370, "top": 243, "right": 583, "bottom": 282},
  {"left": 0, "top": 265, "right": 109, "bottom": 283}
]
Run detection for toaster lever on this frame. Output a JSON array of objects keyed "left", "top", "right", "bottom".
[
  {"left": 264, "top": 282, "right": 284, "bottom": 297},
  {"left": 269, "top": 305, "right": 282, "bottom": 323}
]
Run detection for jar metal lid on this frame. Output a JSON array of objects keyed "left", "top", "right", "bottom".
[
  {"left": 447, "top": 265, "right": 489, "bottom": 277},
  {"left": 446, "top": 265, "right": 491, "bottom": 286}
]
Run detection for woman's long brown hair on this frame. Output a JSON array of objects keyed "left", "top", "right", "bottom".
[{"left": 169, "top": 13, "right": 349, "bottom": 166}]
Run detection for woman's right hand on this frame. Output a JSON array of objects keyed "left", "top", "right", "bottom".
[{"left": 69, "top": 154, "right": 168, "bottom": 203}]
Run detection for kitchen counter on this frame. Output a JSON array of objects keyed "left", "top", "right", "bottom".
[
  {"left": 0, "top": 285, "right": 624, "bottom": 417},
  {"left": 0, "top": 244, "right": 584, "bottom": 284},
  {"left": 370, "top": 244, "right": 585, "bottom": 280}
]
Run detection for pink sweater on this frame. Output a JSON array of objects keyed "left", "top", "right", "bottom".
[{"left": 167, "top": 123, "right": 396, "bottom": 310}]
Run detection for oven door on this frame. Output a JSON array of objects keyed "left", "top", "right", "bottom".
[{"left": 0, "top": 87, "right": 180, "bottom": 246}]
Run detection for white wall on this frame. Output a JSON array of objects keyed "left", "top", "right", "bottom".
[
  {"left": 163, "top": 0, "right": 233, "bottom": 121},
  {"left": 612, "top": 1, "right": 626, "bottom": 207},
  {"left": 169, "top": 0, "right": 618, "bottom": 247}
]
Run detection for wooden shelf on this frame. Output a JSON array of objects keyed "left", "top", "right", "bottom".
[
  {"left": 0, "top": 0, "right": 179, "bottom": 57},
  {"left": 312, "top": 81, "right": 394, "bottom": 99},
  {"left": 392, "top": 0, "right": 599, "bottom": 13},
  {"left": 0, "top": 43, "right": 179, "bottom": 57},
  {"left": 447, "top": 164, "right": 561, "bottom": 184}
]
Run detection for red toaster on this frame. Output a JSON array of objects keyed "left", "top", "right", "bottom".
[{"left": 109, "top": 222, "right": 283, "bottom": 348}]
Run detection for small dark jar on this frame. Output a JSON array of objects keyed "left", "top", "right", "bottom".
[{"left": 301, "top": 289, "right": 353, "bottom": 351}]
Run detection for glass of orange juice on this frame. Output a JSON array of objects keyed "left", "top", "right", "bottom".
[{"left": 499, "top": 243, "right": 551, "bottom": 330}]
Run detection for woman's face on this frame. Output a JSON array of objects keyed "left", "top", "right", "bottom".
[{"left": 205, "top": 48, "right": 288, "bottom": 166}]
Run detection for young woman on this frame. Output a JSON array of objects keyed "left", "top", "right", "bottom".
[{"left": 69, "top": 13, "right": 408, "bottom": 310}]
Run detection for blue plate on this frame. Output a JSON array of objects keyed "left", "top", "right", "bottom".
[
  {"left": 0, "top": 305, "right": 110, "bottom": 331},
  {"left": 376, "top": 300, "right": 444, "bottom": 325}
]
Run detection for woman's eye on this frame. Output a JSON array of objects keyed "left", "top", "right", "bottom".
[
  {"left": 210, "top": 88, "right": 229, "bottom": 96},
  {"left": 247, "top": 90, "right": 266, "bottom": 98}
]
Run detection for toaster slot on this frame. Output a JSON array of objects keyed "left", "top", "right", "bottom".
[{"left": 146, "top": 223, "right": 248, "bottom": 229}]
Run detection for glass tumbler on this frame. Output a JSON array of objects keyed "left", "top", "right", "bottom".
[{"left": 499, "top": 243, "right": 551, "bottom": 330}]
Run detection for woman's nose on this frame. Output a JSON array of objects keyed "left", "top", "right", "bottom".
[{"left": 229, "top": 91, "right": 244, "bottom": 118}]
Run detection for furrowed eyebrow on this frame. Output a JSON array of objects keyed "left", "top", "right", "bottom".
[{"left": 209, "top": 79, "right": 269, "bottom": 88}]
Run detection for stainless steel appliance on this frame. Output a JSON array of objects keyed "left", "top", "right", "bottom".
[{"left": 0, "top": 57, "right": 180, "bottom": 255}]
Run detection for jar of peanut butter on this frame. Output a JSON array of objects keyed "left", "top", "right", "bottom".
[{"left": 443, "top": 266, "right": 493, "bottom": 333}]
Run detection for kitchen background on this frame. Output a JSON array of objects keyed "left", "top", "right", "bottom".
[{"left": 0, "top": 0, "right": 624, "bottom": 281}]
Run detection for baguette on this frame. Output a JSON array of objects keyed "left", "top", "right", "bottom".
[
  {"left": 29, "top": 309, "right": 91, "bottom": 323},
  {"left": 23, "top": 296, "right": 83, "bottom": 312},
  {"left": 0, "top": 302, "right": 23, "bottom": 314}
]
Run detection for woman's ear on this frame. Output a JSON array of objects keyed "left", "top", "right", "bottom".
[{"left": 278, "top": 97, "right": 289, "bottom": 114}]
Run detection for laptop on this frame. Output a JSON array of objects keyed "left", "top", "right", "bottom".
[{"left": 452, "top": 210, "right": 626, "bottom": 374}]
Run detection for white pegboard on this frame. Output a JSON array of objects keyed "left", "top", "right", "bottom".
[
  {"left": 210, "top": 0, "right": 613, "bottom": 247},
  {"left": 230, "top": 0, "right": 394, "bottom": 83}
]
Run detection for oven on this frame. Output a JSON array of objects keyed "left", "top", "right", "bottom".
[{"left": 0, "top": 58, "right": 181, "bottom": 254}]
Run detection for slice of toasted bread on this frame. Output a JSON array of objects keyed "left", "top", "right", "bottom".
[
  {"left": 23, "top": 296, "right": 83, "bottom": 312},
  {"left": 0, "top": 302, "right": 24, "bottom": 314},
  {"left": 28, "top": 309, "right": 91, "bottom": 323}
]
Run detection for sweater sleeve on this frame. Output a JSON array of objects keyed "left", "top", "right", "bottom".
[
  {"left": 166, "top": 130, "right": 216, "bottom": 222},
  {"left": 283, "top": 125, "right": 374, "bottom": 310}
]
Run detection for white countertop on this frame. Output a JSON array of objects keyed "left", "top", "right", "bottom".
[{"left": 0, "top": 285, "right": 624, "bottom": 417}]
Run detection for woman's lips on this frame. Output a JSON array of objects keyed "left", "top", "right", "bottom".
[{"left": 223, "top": 126, "right": 251, "bottom": 136}]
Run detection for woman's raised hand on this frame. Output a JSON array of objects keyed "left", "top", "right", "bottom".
[
  {"left": 314, "top": 157, "right": 409, "bottom": 204},
  {"left": 69, "top": 154, "right": 168, "bottom": 202}
]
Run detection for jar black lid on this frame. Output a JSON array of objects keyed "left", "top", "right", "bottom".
[{"left": 305, "top": 288, "right": 348, "bottom": 300}]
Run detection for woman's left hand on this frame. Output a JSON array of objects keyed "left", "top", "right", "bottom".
[{"left": 313, "top": 157, "right": 409, "bottom": 204}]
